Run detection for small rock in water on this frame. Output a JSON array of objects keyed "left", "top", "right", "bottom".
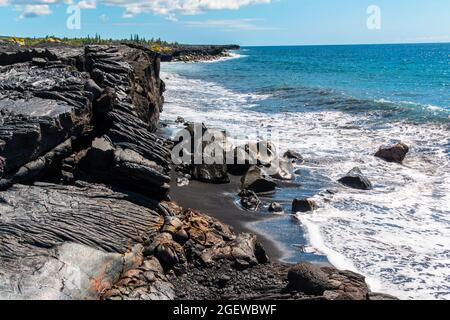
[
  {"left": 292, "top": 198, "right": 317, "bottom": 213},
  {"left": 283, "top": 150, "right": 304, "bottom": 163},
  {"left": 175, "top": 116, "right": 185, "bottom": 123},
  {"left": 338, "top": 167, "right": 373, "bottom": 190},
  {"left": 268, "top": 202, "right": 284, "bottom": 213},
  {"left": 375, "top": 142, "right": 410, "bottom": 163},
  {"left": 239, "top": 189, "right": 261, "bottom": 211}
]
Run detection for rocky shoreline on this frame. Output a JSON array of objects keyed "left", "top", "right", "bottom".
[
  {"left": 0, "top": 43, "right": 396, "bottom": 300},
  {"left": 160, "top": 44, "right": 240, "bottom": 62}
]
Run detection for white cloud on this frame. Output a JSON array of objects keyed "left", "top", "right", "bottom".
[
  {"left": 78, "top": 0, "right": 97, "bottom": 9},
  {"left": 102, "top": 0, "right": 272, "bottom": 18},
  {"left": 7, "top": 0, "right": 272, "bottom": 19},
  {"left": 16, "top": 4, "right": 52, "bottom": 19},
  {"left": 183, "top": 18, "right": 280, "bottom": 31}
]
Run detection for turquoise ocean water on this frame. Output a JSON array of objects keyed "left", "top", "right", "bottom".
[{"left": 161, "top": 44, "right": 450, "bottom": 300}]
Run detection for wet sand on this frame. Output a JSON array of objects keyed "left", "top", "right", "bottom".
[{"left": 170, "top": 173, "right": 284, "bottom": 262}]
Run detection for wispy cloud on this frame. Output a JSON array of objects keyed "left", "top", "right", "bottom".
[
  {"left": 183, "top": 18, "right": 280, "bottom": 31},
  {"left": 16, "top": 4, "right": 52, "bottom": 20},
  {"left": 5, "top": 0, "right": 273, "bottom": 19}
]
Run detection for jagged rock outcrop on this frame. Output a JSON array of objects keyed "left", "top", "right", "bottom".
[
  {"left": 161, "top": 45, "right": 240, "bottom": 62},
  {"left": 0, "top": 43, "right": 173, "bottom": 299},
  {"left": 0, "top": 57, "right": 91, "bottom": 186},
  {"left": 0, "top": 43, "right": 396, "bottom": 301},
  {"left": 0, "top": 183, "right": 164, "bottom": 299},
  {"left": 0, "top": 43, "right": 170, "bottom": 198}
]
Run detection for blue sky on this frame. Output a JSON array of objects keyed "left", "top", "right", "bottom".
[{"left": 1, "top": 0, "right": 449, "bottom": 45}]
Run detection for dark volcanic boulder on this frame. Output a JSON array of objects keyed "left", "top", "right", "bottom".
[
  {"left": 375, "top": 142, "right": 409, "bottom": 163},
  {"left": 320, "top": 267, "right": 372, "bottom": 300},
  {"left": 288, "top": 263, "right": 377, "bottom": 300},
  {"left": 292, "top": 198, "right": 317, "bottom": 213},
  {"left": 268, "top": 202, "right": 284, "bottom": 213},
  {"left": 173, "top": 123, "right": 231, "bottom": 184},
  {"left": 191, "top": 164, "right": 230, "bottom": 184},
  {"left": 239, "top": 189, "right": 261, "bottom": 211},
  {"left": 287, "top": 262, "right": 334, "bottom": 295},
  {"left": 283, "top": 150, "right": 304, "bottom": 163},
  {"left": 338, "top": 167, "right": 373, "bottom": 190},
  {"left": 241, "top": 166, "right": 276, "bottom": 194}
]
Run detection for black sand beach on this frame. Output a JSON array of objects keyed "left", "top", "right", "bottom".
[{"left": 170, "top": 172, "right": 284, "bottom": 262}]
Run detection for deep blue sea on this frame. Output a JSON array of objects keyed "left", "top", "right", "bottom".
[{"left": 161, "top": 44, "right": 450, "bottom": 300}]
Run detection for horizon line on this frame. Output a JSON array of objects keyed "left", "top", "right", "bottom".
[
  {"left": 1, "top": 34, "right": 449, "bottom": 47},
  {"left": 239, "top": 40, "right": 450, "bottom": 47}
]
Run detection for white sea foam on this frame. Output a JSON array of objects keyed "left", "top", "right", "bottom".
[
  {"left": 202, "top": 52, "right": 247, "bottom": 63},
  {"left": 169, "top": 51, "right": 246, "bottom": 65},
  {"left": 161, "top": 69, "right": 450, "bottom": 300},
  {"left": 375, "top": 98, "right": 448, "bottom": 112}
]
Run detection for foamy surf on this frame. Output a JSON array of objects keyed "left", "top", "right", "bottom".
[
  {"left": 201, "top": 52, "right": 247, "bottom": 63},
  {"left": 161, "top": 62, "right": 450, "bottom": 300}
]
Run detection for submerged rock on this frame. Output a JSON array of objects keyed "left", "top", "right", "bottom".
[
  {"left": 283, "top": 150, "right": 304, "bottom": 163},
  {"left": 375, "top": 142, "right": 410, "bottom": 163},
  {"left": 239, "top": 189, "right": 261, "bottom": 211},
  {"left": 175, "top": 116, "right": 185, "bottom": 123},
  {"left": 268, "top": 202, "right": 284, "bottom": 213},
  {"left": 338, "top": 167, "right": 373, "bottom": 190},
  {"left": 292, "top": 198, "right": 317, "bottom": 213}
]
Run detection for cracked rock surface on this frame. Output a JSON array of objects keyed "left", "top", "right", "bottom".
[{"left": 0, "top": 43, "right": 397, "bottom": 301}]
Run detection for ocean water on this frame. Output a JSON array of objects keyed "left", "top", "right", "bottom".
[{"left": 160, "top": 44, "right": 450, "bottom": 300}]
